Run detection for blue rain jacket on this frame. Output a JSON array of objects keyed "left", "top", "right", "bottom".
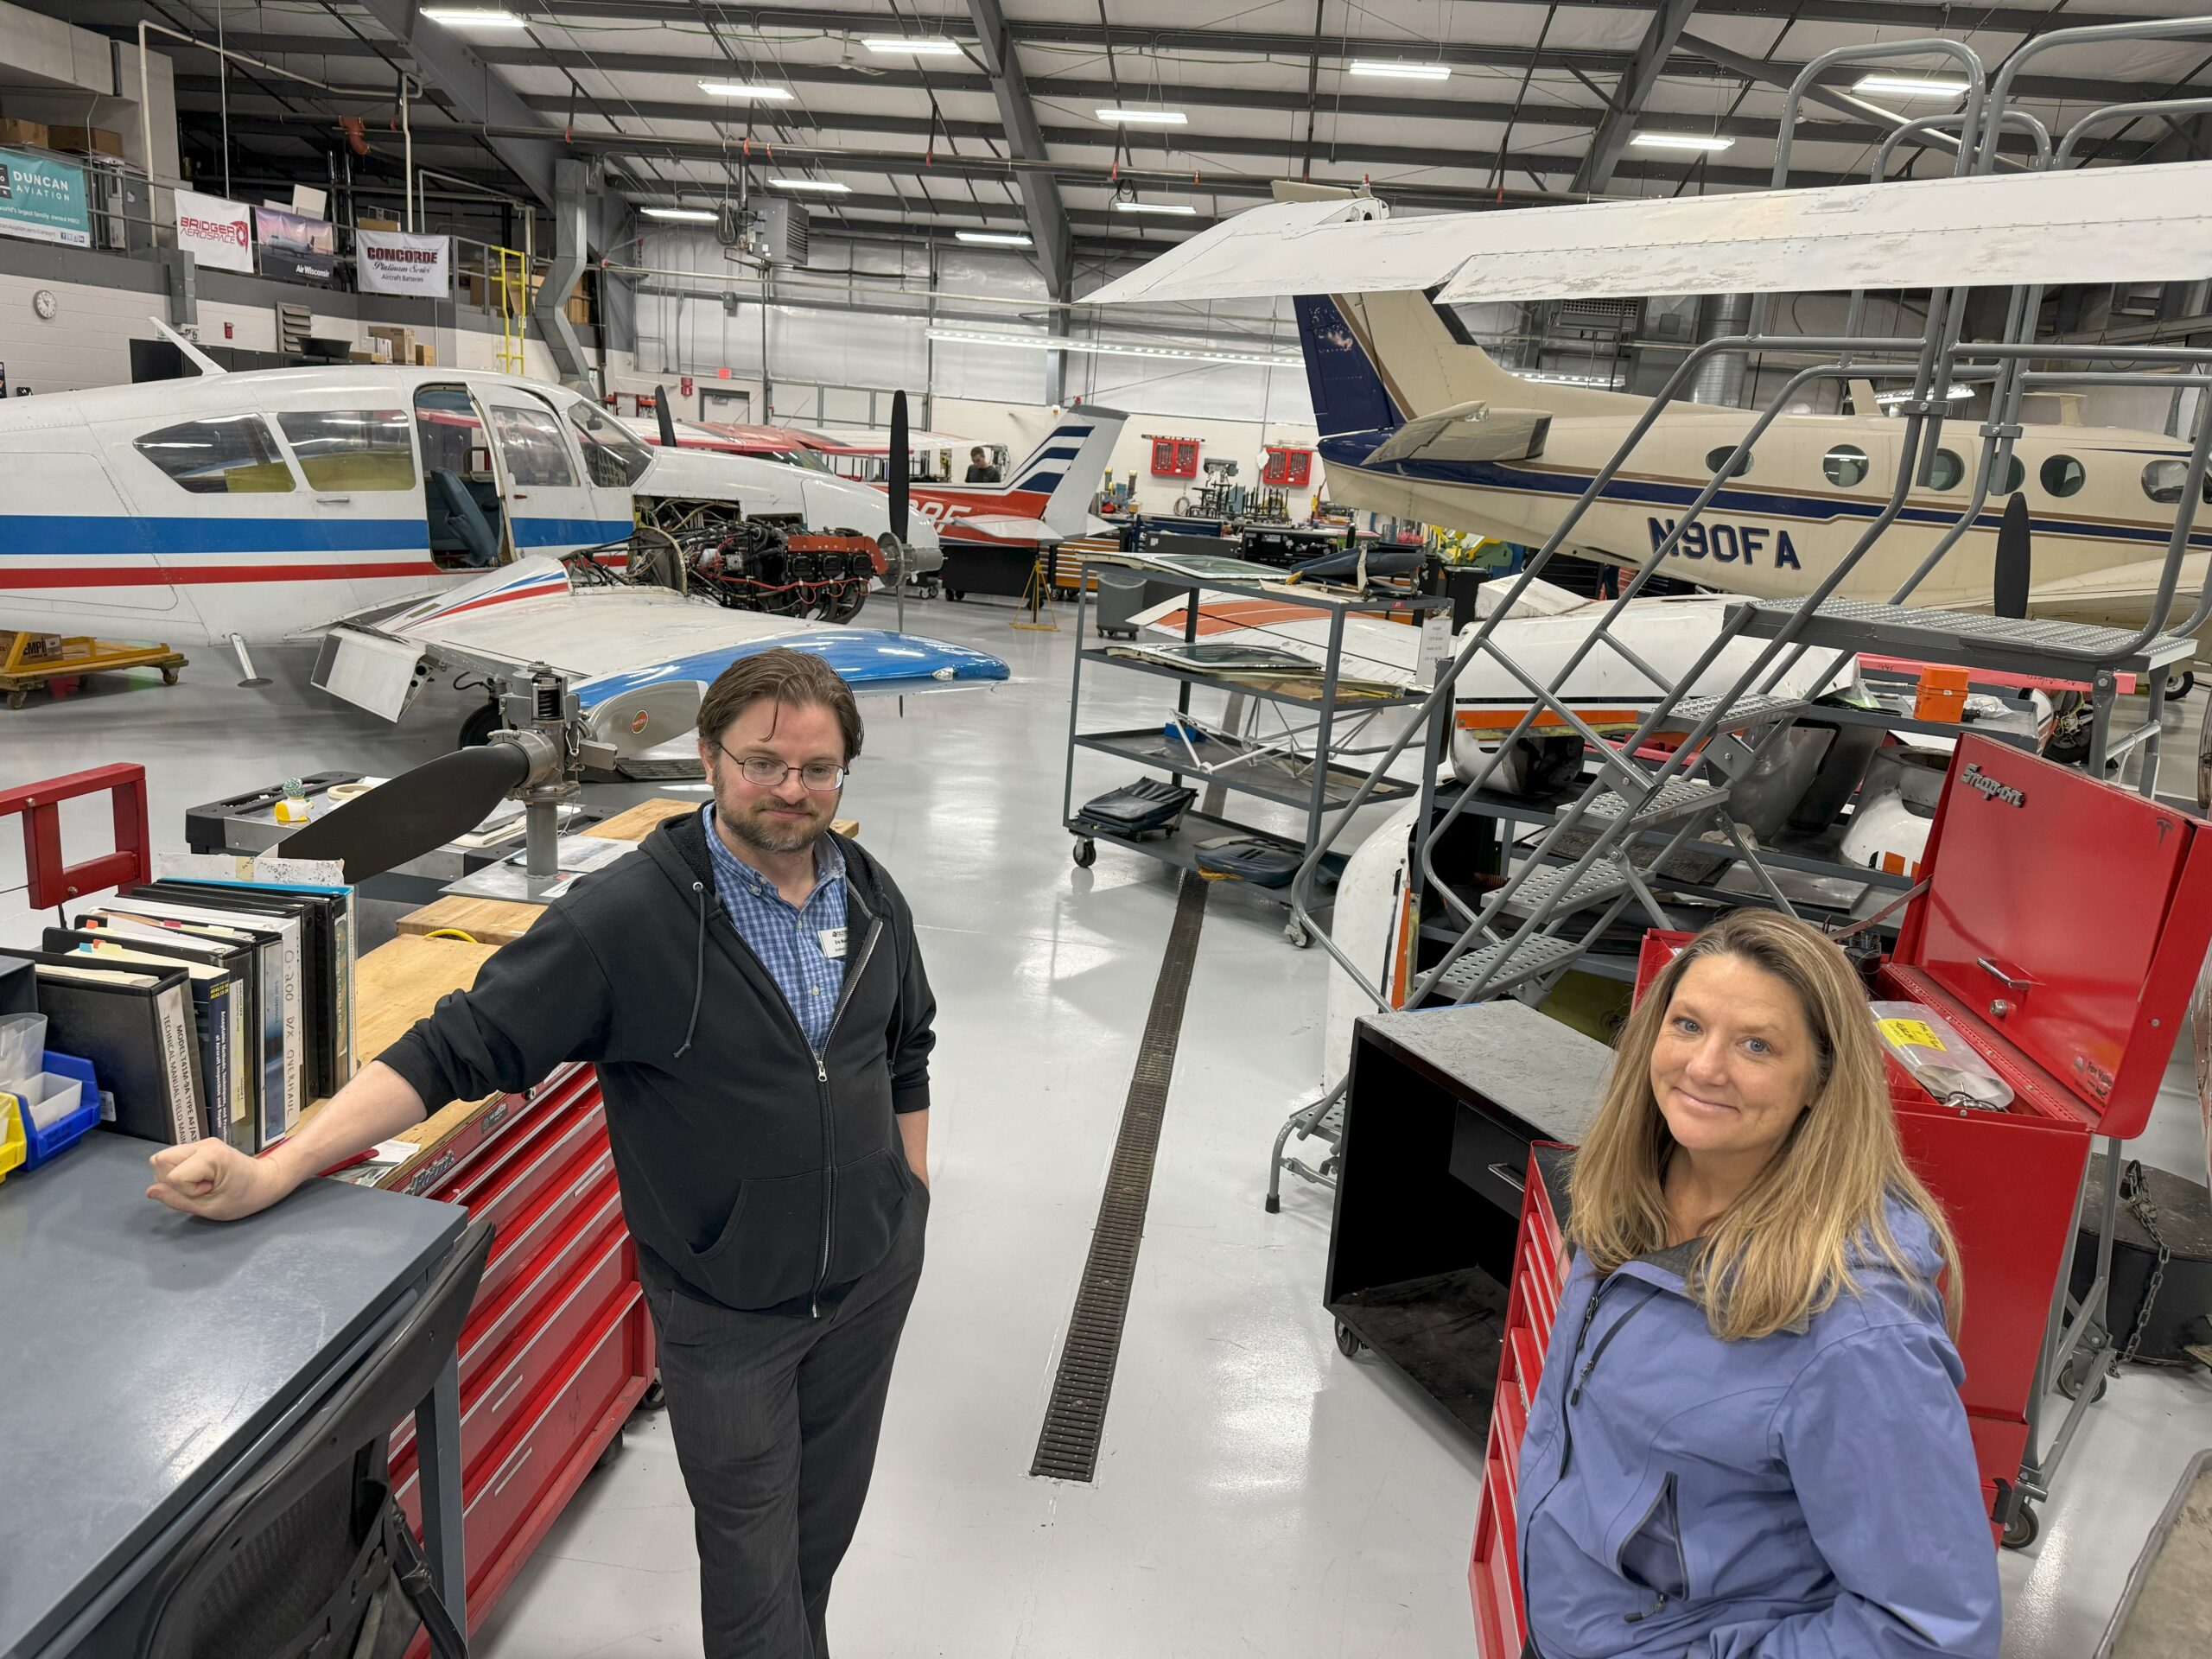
[{"left": 1515, "top": 1197, "right": 2001, "bottom": 1658}]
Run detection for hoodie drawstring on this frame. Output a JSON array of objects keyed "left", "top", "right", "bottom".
[{"left": 675, "top": 879, "right": 708, "bottom": 1058}]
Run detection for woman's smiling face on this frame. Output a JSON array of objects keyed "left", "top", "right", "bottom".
[{"left": 1649, "top": 953, "right": 1821, "bottom": 1163}]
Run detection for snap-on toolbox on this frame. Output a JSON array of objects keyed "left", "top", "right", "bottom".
[{"left": 1472, "top": 734, "right": 2212, "bottom": 1655}]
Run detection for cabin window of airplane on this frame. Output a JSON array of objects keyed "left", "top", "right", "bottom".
[
  {"left": 1996, "top": 454, "right": 2025, "bottom": 494},
  {"left": 2140, "top": 458, "right": 2212, "bottom": 505},
  {"left": 1926, "top": 449, "right": 1966, "bottom": 490},
  {"left": 1822, "top": 444, "right": 1870, "bottom": 487},
  {"left": 2041, "top": 454, "right": 2087, "bottom": 498},
  {"left": 276, "top": 410, "right": 416, "bottom": 492},
  {"left": 490, "top": 407, "right": 579, "bottom": 488},
  {"left": 1704, "top": 445, "right": 1751, "bottom": 480},
  {"left": 134, "top": 416, "right": 296, "bottom": 494},
  {"left": 566, "top": 401, "right": 653, "bottom": 487}
]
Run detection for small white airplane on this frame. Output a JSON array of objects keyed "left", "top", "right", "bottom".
[
  {"left": 0, "top": 329, "right": 1000, "bottom": 738},
  {"left": 1087, "top": 166, "right": 2212, "bottom": 663},
  {"left": 646, "top": 406, "right": 1130, "bottom": 558}
]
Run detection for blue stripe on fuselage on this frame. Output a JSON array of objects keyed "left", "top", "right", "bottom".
[{"left": 1317, "top": 430, "right": 2212, "bottom": 551}]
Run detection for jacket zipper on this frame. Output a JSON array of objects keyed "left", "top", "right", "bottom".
[{"left": 809, "top": 912, "right": 882, "bottom": 1317}]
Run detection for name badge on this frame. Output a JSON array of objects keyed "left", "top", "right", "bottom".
[{"left": 818, "top": 926, "right": 848, "bottom": 960}]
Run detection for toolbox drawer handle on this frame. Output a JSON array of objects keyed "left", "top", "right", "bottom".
[
  {"left": 569, "top": 1153, "right": 613, "bottom": 1205},
  {"left": 1487, "top": 1161, "right": 1527, "bottom": 1194},
  {"left": 1976, "top": 957, "right": 2033, "bottom": 992},
  {"left": 484, "top": 1370, "right": 527, "bottom": 1418},
  {"left": 488, "top": 1443, "right": 535, "bottom": 1499}
]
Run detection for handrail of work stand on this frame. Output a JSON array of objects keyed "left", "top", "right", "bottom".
[{"left": 0, "top": 764, "right": 151, "bottom": 909}]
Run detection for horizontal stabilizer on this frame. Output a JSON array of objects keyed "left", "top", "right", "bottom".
[{"left": 1365, "top": 402, "right": 1552, "bottom": 467}]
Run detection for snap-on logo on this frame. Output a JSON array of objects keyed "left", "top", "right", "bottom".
[{"left": 1961, "top": 761, "right": 2025, "bottom": 808}]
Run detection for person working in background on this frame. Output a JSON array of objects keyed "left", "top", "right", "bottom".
[
  {"left": 1517, "top": 909, "right": 1999, "bottom": 1658},
  {"left": 964, "top": 445, "right": 1000, "bottom": 483},
  {"left": 146, "top": 650, "right": 938, "bottom": 1659}
]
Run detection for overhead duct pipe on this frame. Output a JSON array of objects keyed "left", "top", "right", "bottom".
[
  {"left": 535, "top": 156, "right": 597, "bottom": 394},
  {"left": 1689, "top": 292, "right": 1753, "bottom": 407}
]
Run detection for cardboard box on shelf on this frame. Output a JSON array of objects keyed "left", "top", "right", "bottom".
[
  {"left": 46, "top": 125, "right": 124, "bottom": 159},
  {"left": 358, "top": 216, "right": 400, "bottom": 232},
  {"left": 346, "top": 350, "right": 378, "bottom": 364},
  {"left": 365, "top": 324, "right": 416, "bottom": 359},
  {"left": 0, "top": 118, "right": 49, "bottom": 149},
  {"left": 412, "top": 343, "right": 436, "bottom": 366}
]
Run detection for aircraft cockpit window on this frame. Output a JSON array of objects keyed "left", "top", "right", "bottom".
[
  {"left": 134, "top": 416, "right": 296, "bottom": 494},
  {"left": 1704, "top": 445, "right": 1751, "bottom": 480},
  {"left": 566, "top": 400, "right": 654, "bottom": 487},
  {"left": 1926, "top": 449, "right": 1966, "bottom": 491},
  {"left": 2041, "top": 454, "right": 2087, "bottom": 499},
  {"left": 277, "top": 410, "right": 416, "bottom": 492},
  {"left": 490, "top": 406, "right": 579, "bottom": 488},
  {"left": 2141, "top": 459, "right": 2212, "bottom": 506},
  {"left": 1822, "top": 444, "right": 1870, "bottom": 487}
]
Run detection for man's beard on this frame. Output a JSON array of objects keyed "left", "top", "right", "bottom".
[{"left": 717, "top": 796, "right": 830, "bottom": 858}]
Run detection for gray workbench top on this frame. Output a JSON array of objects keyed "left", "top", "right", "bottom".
[
  {"left": 0, "top": 1133, "right": 463, "bottom": 1657},
  {"left": 1360, "top": 1001, "right": 1619, "bottom": 1145}
]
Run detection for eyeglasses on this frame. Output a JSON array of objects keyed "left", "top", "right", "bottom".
[{"left": 718, "top": 742, "right": 847, "bottom": 792}]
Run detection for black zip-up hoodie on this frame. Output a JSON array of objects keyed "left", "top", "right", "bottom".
[{"left": 378, "top": 810, "right": 935, "bottom": 1313}]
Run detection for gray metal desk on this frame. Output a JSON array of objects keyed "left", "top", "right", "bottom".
[{"left": 0, "top": 1135, "right": 467, "bottom": 1657}]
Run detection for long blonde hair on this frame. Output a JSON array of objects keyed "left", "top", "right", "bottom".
[{"left": 1567, "top": 909, "right": 1962, "bottom": 1342}]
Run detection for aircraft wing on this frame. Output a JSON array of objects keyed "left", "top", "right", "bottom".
[
  {"left": 2024, "top": 553, "right": 2212, "bottom": 640},
  {"left": 939, "top": 512, "right": 1056, "bottom": 547},
  {"left": 1084, "top": 159, "right": 2212, "bottom": 306},
  {"left": 309, "top": 557, "right": 1010, "bottom": 734}
]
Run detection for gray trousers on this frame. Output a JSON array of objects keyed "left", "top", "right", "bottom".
[{"left": 637, "top": 1187, "right": 926, "bottom": 1658}]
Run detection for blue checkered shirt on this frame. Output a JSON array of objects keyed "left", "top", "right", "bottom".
[{"left": 700, "top": 806, "right": 849, "bottom": 1052}]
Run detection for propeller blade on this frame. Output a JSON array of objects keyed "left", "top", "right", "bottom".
[
  {"left": 278, "top": 743, "right": 531, "bottom": 882},
  {"left": 1993, "top": 490, "right": 2031, "bottom": 620},
  {"left": 654, "top": 385, "right": 679, "bottom": 448},
  {"left": 888, "top": 389, "right": 910, "bottom": 544}
]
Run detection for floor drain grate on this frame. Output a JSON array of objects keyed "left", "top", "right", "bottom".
[{"left": 1029, "top": 871, "right": 1210, "bottom": 1484}]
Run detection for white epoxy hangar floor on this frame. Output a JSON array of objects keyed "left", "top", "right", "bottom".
[{"left": 6, "top": 595, "right": 2210, "bottom": 1659}]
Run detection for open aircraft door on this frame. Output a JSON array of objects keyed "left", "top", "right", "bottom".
[{"left": 480, "top": 388, "right": 633, "bottom": 559}]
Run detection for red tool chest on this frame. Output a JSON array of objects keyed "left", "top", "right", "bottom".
[
  {"left": 1148, "top": 435, "right": 1200, "bottom": 478},
  {"left": 1470, "top": 736, "right": 2212, "bottom": 1656},
  {"left": 1262, "top": 445, "right": 1313, "bottom": 488},
  {"left": 384, "top": 1061, "right": 656, "bottom": 1650}
]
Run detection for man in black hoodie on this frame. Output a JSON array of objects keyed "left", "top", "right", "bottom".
[{"left": 147, "top": 649, "right": 938, "bottom": 1659}]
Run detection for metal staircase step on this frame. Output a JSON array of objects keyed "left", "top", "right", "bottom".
[
  {"left": 1584, "top": 775, "right": 1731, "bottom": 827},
  {"left": 1433, "top": 933, "right": 1583, "bottom": 1001},
  {"left": 1728, "top": 597, "right": 2195, "bottom": 676},
  {"left": 1662, "top": 693, "right": 1808, "bottom": 731},
  {"left": 1496, "top": 857, "right": 1631, "bottom": 918}
]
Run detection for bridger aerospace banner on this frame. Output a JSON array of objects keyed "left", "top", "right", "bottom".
[{"left": 355, "top": 228, "right": 451, "bottom": 296}]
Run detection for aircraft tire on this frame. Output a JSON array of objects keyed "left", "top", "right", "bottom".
[{"left": 457, "top": 700, "right": 504, "bottom": 750}]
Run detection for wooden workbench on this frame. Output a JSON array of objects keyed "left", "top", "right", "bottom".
[{"left": 392, "top": 798, "right": 858, "bottom": 948}]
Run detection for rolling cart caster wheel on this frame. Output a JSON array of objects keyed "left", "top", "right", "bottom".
[
  {"left": 1334, "top": 1319, "right": 1364, "bottom": 1360},
  {"left": 1284, "top": 919, "right": 1312, "bottom": 949},
  {"left": 2001, "top": 1503, "right": 2038, "bottom": 1550},
  {"left": 639, "top": 1377, "right": 667, "bottom": 1412},
  {"left": 2168, "top": 671, "right": 2195, "bottom": 701},
  {"left": 160, "top": 666, "right": 181, "bottom": 685},
  {"left": 1071, "top": 837, "right": 1096, "bottom": 868},
  {"left": 593, "top": 1428, "right": 626, "bottom": 1472},
  {"left": 2057, "top": 1352, "right": 2110, "bottom": 1402},
  {"left": 6, "top": 690, "right": 27, "bottom": 710}
]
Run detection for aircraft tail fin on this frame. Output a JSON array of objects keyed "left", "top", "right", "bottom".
[
  {"left": 1003, "top": 405, "right": 1129, "bottom": 535},
  {"left": 150, "top": 317, "right": 226, "bottom": 377},
  {"left": 1294, "top": 289, "right": 1631, "bottom": 434}
]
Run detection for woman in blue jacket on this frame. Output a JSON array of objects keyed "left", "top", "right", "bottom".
[{"left": 1516, "top": 909, "right": 2002, "bottom": 1658}]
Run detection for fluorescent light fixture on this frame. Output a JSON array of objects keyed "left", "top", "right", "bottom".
[
  {"left": 641, "top": 207, "right": 718, "bottom": 221},
  {"left": 1853, "top": 73, "right": 1970, "bottom": 99},
  {"left": 698, "top": 80, "right": 794, "bottom": 101},
  {"left": 1111, "top": 200, "right": 1198, "bottom": 216},
  {"left": 1096, "top": 107, "right": 1188, "bottom": 125},
  {"left": 1348, "top": 60, "right": 1451, "bottom": 80},
  {"left": 1522, "top": 371, "right": 1624, "bottom": 388},
  {"left": 957, "top": 230, "right": 1033, "bottom": 246},
  {"left": 864, "top": 36, "right": 963, "bottom": 55},
  {"left": 925, "top": 327, "right": 1301, "bottom": 371},
  {"left": 768, "top": 177, "right": 851, "bottom": 194},
  {"left": 1629, "top": 131, "right": 1734, "bottom": 153},
  {"left": 421, "top": 7, "right": 526, "bottom": 25},
  {"left": 1875, "top": 385, "right": 1975, "bottom": 404}
]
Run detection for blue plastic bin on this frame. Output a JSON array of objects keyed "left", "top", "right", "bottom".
[{"left": 17, "top": 1050, "right": 101, "bottom": 1170}]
